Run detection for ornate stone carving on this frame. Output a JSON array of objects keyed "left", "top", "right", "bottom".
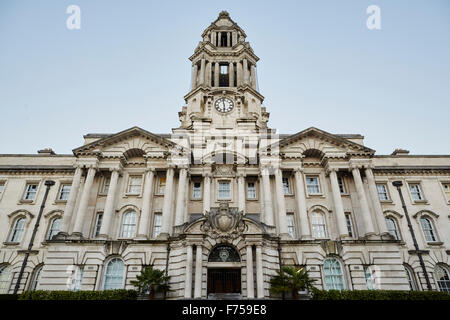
[{"left": 201, "top": 202, "right": 246, "bottom": 240}]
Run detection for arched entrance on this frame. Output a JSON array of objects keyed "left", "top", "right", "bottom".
[{"left": 207, "top": 245, "right": 241, "bottom": 299}]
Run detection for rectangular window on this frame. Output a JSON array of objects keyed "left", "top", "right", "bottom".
[
  {"left": 337, "top": 177, "right": 346, "bottom": 194},
  {"left": 409, "top": 183, "right": 423, "bottom": 201},
  {"left": 247, "top": 182, "right": 256, "bottom": 199},
  {"left": 376, "top": 184, "right": 389, "bottom": 201},
  {"left": 218, "top": 181, "right": 231, "bottom": 199},
  {"left": 306, "top": 177, "right": 321, "bottom": 195},
  {"left": 220, "top": 65, "right": 228, "bottom": 74},
  {"left": 364, "top": 266, "right": 375, "bottom": 290},
  {"left": 102, "top": 177, "right": 111, "bottom": 194},
  {"left": 157, "top": 176, "right": 166, "bottom": 195},
  {"left": 345, "top": 213, "right": 354, "bottom": 237},
  {"left": 23, "top": 183, "right": 38, "bottom": 200},
  {"left": 58, "top": 184, "right": 71, "bottom": 201},
  {"left": 442, "top": 183, "right": 450, "bottom": 201},
  {"left": 282, "top": 177, "right": 292, "bottom": 195},
  {"left": 152, "top": 213, "right": 162, "bottom": 238},
  {"left": 127, "top": 176, "right": 142, "bottom": 194},
  {"left": 192, "top": 182, "right": 202, "bottom": 199},
  {"left": 93, "top": 213, "right": 103, "bottom": 237},
  {"left": 73, "top": 266, "right": 84, "bottom": 292},
  {"left": 287, "top": 213, "right": 296, "bottom": 238},
  {"left": 0, "top": 182, "right": 4, "bottom": 197}
]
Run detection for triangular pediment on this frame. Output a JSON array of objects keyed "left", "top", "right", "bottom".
[
  {"left": 270, "top": 127, "right": 375, "bottom": 158},
  {"left": 73, "top": 126, "right": 181, "bottom": 158}
]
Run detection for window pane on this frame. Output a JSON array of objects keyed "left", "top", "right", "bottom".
[
  {"left": 443, "top": 183, "right": 450, "bottom": 201},
  {"left": 247, "top": 182, "right": 256, "bottom": 199},
  {"left": 0, "top": 265, "right": 12, "bottom": 294},
  {"left": 338, "top": 177, "right": 346, "bottom": 194},
  {"left": 128, "top": 177, "right": 142, "bottom": 194},
  {"left": 0, "top": 183, "right": 4, "bottom": 195},
  {"left": 31, "top": 266, "right": 43, "bottom": 291},
  {"left": 282, "top": 178, "right": 291, "bottom": 195},
  {"left": 153, "top": 213, "right": 162, "bottom": 238},
  {"left": 103, "top": 259, "right": 124, "bottom": 290},
  {"left": 306, "top": 177, "right": 320, "bottom": 194},
  {"left": 102, "top": 177, "right": 111, "bottom": 194},
  {"left": 47, "top": 218, "right": 61, "bottom": 240},
  {"left": 10, "top": 218, "right": 25, "bottom": 242},
  {"left": 404, "top": 266, "right": 416, "bottom": 291},
  {"left": 73, "top": 266, "right": 84, "bottom": 292},
  {"left": 287, "top": 214, "right": 295, "bottom": 238},
  {"left": 24, "top": 184, "right": 38, "bottom": 200},
  {"left": 345, "top": 214, "right": 354, "bottom": 237},
  {"left": 192, "top": 182, "right": 202, "bottom": 199},
  {"left": 59, "top": 184, "right": 71, "bottom": 200},
  {"left": 311, "top": 212, "right": 327, "bottom": 238},
  {"left": 158, "top": 177, "right": 166, "bottom": 194},
  {"left": 420, "top": 218, "right": 436, "bottom": 242},
  {"left": 435, "top": 265, "right": 450, "bottom": 293},
  {"left": 364, "top": 266, "right": 375, "bottom": 290},
  {"left": 376, "top": 184, "right": 388, "bottom": 201},
  {"left": 94, "top": 213, "right": 103, "bottom": 237},
  {"left": 218, "top": 182, "right": 231, "bottom": 199},
  {"left": 121, "top": 211, "right": 137, "bottom": 238},
  {"left": 323, "top": 259, "right": 344, "bottom": 290},
  {"left": 386, "top": 217, "right": 399, "bottom": 240},
  {"left": 409, "top": 184, "right": 423, "bottom": 201}
]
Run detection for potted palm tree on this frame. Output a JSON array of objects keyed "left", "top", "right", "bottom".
[
  {"left": 131, "top": 266, "right": 172, "bottom": 300},
  {"left": 269, "top": 266, "right": 316, "bottom": 300}
]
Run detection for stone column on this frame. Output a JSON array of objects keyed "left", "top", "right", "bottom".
[
  {"left": 274, "top": 168, "right": 288, "bottom": 235},
  {"left": 160, "top": 166, "right": 175, "bottom": 235},
  {"left": 174, "top": 167, "right": 188, "bottom": 227},
  {"left": 72, "top": 165, "right": 97, "bottom": 237},
  {"left": 191, "top": 64, "right": 198, "bottom": 90},
  {"left": 243, "top": 58, "right": 249, "bottom": 85},
  {"left": 218, "top": 32, "right": 222, "bottom": 47},
  {"left": 351, "top": 166, "right": 375, "bottom": 236},
  {"left": 136, "top": 167, "right": 155, "bottom": 239},
  {"left": 205, "top": 61, "right": 211, "bottom": 87},
  {"left": 211, "top": 32, "right": 216, "bottom": 46},
  {"left": 255, "top": 245, "right": 264, "bottom": 298},
  {"left": 328, "top": 168, "right": 349, "bottom": 238},
  {"left": 237, "top": 61, "right": 243, "bottom": 87},
  {"left": 203, "top": 173, "right": 211, "bottom": 214},
  {"left": 214, "top": 62, "right": 220, "bottom": 87},
  {"left": 365, "top": 166, "right": 389, "bottom": 235},
  {"left": 238, "top": 172, "right": 246, "bottom": 213},
  {"left": 226, "top": 32, "right": 230, "bottom": 47},
  {"left": 246, "top": 245, "right": 254, "bottom": 298},
  {"left": 294, "top": 168, "right": 311, "bottom": 239},
  {"left": 229, "top": 62, "right": 234, "bottom": 87},
  {"left": 184, "top": 245, "right": 193, "bottom": 298},
  {"left": 259, "top": 177, "right": 265, "bottom": 224},
  {"left": 250, "top": 64, "right": 256, "bottom": 89},
  {"left": 58, "top": 165, "right": 83, "bottom": 236},
  {"left": 261, "top": 167, "right": 274, "bottom": 226},
  {"left": 98, "top": 167, "right": 121, "bottom": 239},
  {"left": 194, "top": 245, "right": 203, "bottom": 298},
  {"left": 199, "top": 58, "right": 205, "bottom": 86}
]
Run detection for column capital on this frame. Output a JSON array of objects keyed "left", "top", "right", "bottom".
[
  {"left": 109, "top": 165, "right": 123, "bottom": 173},
  {"left": 325, "top": 167, "right": 338, "bottom": 176},
  {"left": 294, "top": 167, "right": 304, "bottom": 174},
  {"left": 349, "top": 164, "right": 362, "bottom": 171},
  {"left": 145, "top": 166, "right": 156, "bottom": 173},
  {"left": 202, "top": 171, "right": 212, "bottom": 178},
  {"left": 177, "top": 164, "right": 189, "bottom": 170}
]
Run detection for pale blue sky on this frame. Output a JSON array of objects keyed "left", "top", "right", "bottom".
[{"left": 0, "top": 0, "right": 449, "bottom": 155}]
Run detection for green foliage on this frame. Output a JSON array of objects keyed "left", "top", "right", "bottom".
[
  {"left": 130, "top": 266, "right": 172, "bottom": 299},
  {"left": 18, "top": 289, "right": 137, "bottom": 300},
  {"left": 269, "top": 266, "right": 317, "bottom": 299},
  {"left": 311, "top": 289, "right": 450, "bottom": 300}
]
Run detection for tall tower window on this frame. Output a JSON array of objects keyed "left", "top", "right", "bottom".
[
  {"left": 219, "top": 63, "right": 229, "bottom": 87},
  {"left": 220, "top": 32, "right": 227, "bottom": 47}
]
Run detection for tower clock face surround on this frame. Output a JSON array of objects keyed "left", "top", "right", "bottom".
[{"left": 214, "top": 97, "right": 234, "bottom": 113}]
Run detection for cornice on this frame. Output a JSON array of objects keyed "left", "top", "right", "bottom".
[
  {"left": 373, "top": 166, "right": 450, "bottom": 175},
  {"left": 0, "top": 165, "right": 75, "bottom": 174}
]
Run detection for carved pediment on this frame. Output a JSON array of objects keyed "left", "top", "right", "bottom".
[{"left": 201, "top": 202, "right": 247, "bottom": 240}]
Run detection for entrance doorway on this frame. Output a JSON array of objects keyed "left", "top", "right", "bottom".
[{"left": 207, "top": 268, "right": 241, "bottom": 294}]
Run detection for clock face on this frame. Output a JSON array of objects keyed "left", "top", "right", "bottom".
[{"left": 214, "top": 97, "right": 234, "bottom": 113}]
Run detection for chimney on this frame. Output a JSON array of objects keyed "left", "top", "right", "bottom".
[
  {"left": 37, "top": 148, "right": 56, "bottom": 155},
  {"left": 391, "top": 148, "right": 410, "bottom": 156}
]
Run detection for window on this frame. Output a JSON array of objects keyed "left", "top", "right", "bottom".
[
  {"left": 0, "top": 265, "right": 12, "bottom": 294},
  {"left": 218, "top": 181, "right": 231, "bottom": 199},
  {"left": 0, "top": 182, "right": 5, "bottom": 197},
  {"left": 409, "top": 183, "right": 424, "bottom": 201},
  {"left": 442, "top": 183, "right": 450, "bottom": 201},
  {"left": 9, "top": 217, "right": 26, "bottom": 242},
  {"left": 323, "top": 258, "right": 345, "bottom": 290},
  {"left": 306, "top": 177, "right": 320, "bottom": 195},
  {"left": 404, "top": 264, "right": 417, "bottom": 291},
  {"left": 364, "top": 266, "right": 375, "bottom": 290},
  {"left": 30, "top": 265, "right": 43, "bottom": 291},
  {"left": 47, "top": 218, "right": 61, "bottom": 240},
  {"left": 345, "top": 213, "right": 354, "bottom": 237},
  {"left": 23, "top": 183, "right": 38, "bottom": 200},
  {"left": 337, "top": 177, "right": 346, "bottom": 194},
  {"left": 157, "top": 176, "right": 166, "bottom": 195},
  {"left": 311, "top": 211, "right": 327, "bottom": 238},
  {"left": 282, "top": 177, "right": 292, "bottom": 195},
  {"left": 286, "top": 213, "right": 296, "bottom": 238},
  {"left": 192, "top": 182, "right": 202, "bottom": 199},
  {"left": 93, "top": 213, "right": 103, "bottom": 237},
  {"left": 103, "top": 258, "right": 125, "bottom": 290},
  {"left": 420, "top": 217, "right": 437, "bottom": 242},
  {"left": 435, "top": 265, "right": 450, "bottom": 293},
  {"left": 385, "top": 217, "right": 400, "bottom": 240},
  {"left": 58, "top": 184, "right": 71, "bottom": 201},
  {"left": 127, "top": 176, "right": 142, "bottom": 194},
  {"left": 101, "top": 177, "right": 111, "bottom": 194},
  {"left": 152, "top": 213, "right": 162, "bottom": 238},
  {"left": 220, "top": 65, "right": 228, "bottom": 74},
  {"left": 120, "top": 211, "right": 137, "bottom": 238},
  {"left": 247, "top": 182, "right": 256, "bottom": 199},
  {"left": 73, "top": 266, "right": 84, "bottom": 292},
  {"left": 376, "top": 184, "right": 389, "bottom": 201}
]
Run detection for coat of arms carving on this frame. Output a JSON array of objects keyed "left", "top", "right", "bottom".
[{"left": 201, "top": 202, "right": 246, "bottom": 240}]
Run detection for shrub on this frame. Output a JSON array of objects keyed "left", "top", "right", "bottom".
[
  {"left": 18, "top": 289, "right": 138, "bottom": 300},
  {"left": 311, "top": 289, "right": 450, "bottom": 300}
]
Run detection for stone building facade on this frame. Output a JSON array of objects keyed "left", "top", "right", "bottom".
[{"left": 1, "top": 11, "right": 449, "bottom": 298}]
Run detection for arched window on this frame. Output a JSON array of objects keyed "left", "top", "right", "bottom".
[
  {"left": 323, "top": 258, "right": 345, "bottom": 290},
  {"left": 435, "top": 264, "right": 450, "bottom": 293},
  {"left": 120, "top": 211, "right": 137, "bottom": 238},
  {"left": 385, "top": 217, "right": 400, "bottom": 240},
  {"left": 404, "top": 264, "right": 417, "bottom": 291},
  {"left": 420, "top": 217, "right": 438, "bottom": 242},
  {"left": 30, "top": 265, "right": 43, "bottom": 291},
  {"left": 9, "top": 217, "right": 26, "bottom": 242},
  {"left": 311, "top": 211, "right": 327, "bottom": 238},
  {"left": 0, "top": 265, "right": 12, "bottom": 294},
  {"left": 103, "top": 258, "right": 125, "bottom": 290},
  {"left": 47, "top": 218, "right": 61, "bottom": 240}
]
